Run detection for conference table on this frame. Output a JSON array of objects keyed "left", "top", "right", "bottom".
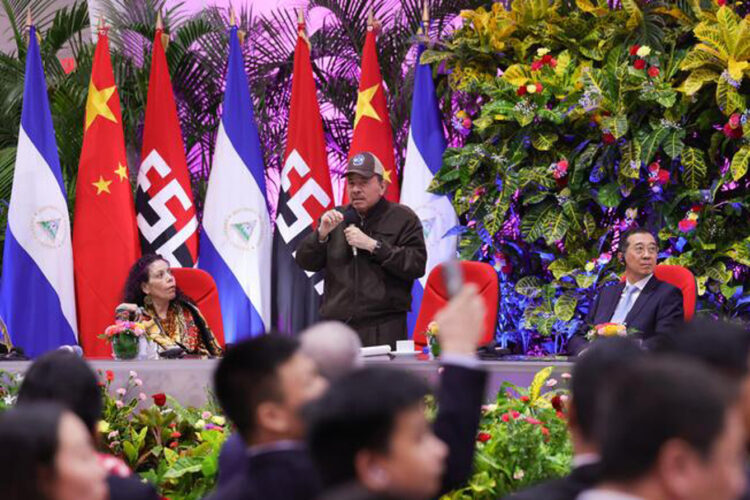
[{"left": 0, "top": 357, "right": 573, "bottom": 408}]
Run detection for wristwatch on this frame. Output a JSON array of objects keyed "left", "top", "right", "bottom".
[{"left": 372, "top": 240, "right": 382, "bottom": 252}]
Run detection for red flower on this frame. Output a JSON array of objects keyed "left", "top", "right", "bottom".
[
  {"left": 678, "top": 219, "right": 697, "bottom": 233},
  {"left": 531, "top": 60, "right": 543, "bottom": 71},
  {"left": 152, "top": 393, "right": 167, "bottom": 407},
  {"left": 717, "top": 0, "right": 726, "bottom": 5},
  {"left": 647, "top": 66, "right": 660, "bottom": 78},
  {"left": 525, "top": 417, "right": 543, "bottom": 425},
  {"left": 511, "top": 410, "right": 521, "bottom": 419},
  {"left": 690, "top": 204, "right": 703, "bottom": 213},
  {"left": 729, "top": 113, "right": 742, "bottom": 128},
  {"left": 541, "top": 426, "right": 550, "bottom": 436},
  {"left": 549, "top": 58, "right": 558, "bottom": 68},
  {"left": 170, "top": 431, "right": 181, "bottom": 439},
  {"left": 629, "top": 44, "right": 640, "bottom": 56},
  {"left": 477, "top": 432, "right": 492, "bottom": 443},
  {"left": 541, "top": 54, "right": 552, "bottom": 63},
  {"left": 551, "top": 394, "right": 564, "bottom": 412},
  {"left": 462, "top": 117, "right": 472, "bottom": 129},
  {"left": 535, "top": 82, "right": 544, "bottom": 92},
  {"left": 501, "top": 413, "right": 511, "bottom": 422},
  {"left": 517, "top": 86, "right": 527, "bottom": 96},
  {"left": 633, "top": 59, "right": 646, "bottom": 70},
  {"left": 105, "top": 370, "right": 114, "bottom": 382},
  {"left": 556, "top": 411, "right": 566, "bottom": 419},
  {"left": 557, "top": 159, "right": 569, "bottom": 170},
  {"left": 602, "top": 132, "right": 616, "bottom": 144},
  {"left": 520, "top": 396, "right": 530, "bottom": 402},
  {"left": 169, "top": 441, "right": 178, "bottom": 449}
]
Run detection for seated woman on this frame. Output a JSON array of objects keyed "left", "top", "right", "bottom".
[{"left": 116, "top": 254, "right": 222, "bottom": 357}]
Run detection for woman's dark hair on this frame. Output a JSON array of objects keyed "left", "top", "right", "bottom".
[
  {"left": 122, "top": 254, "right": 192, "bottom": 306},
  {"left": 0, "top": 403, "right": 66, "bottom": 500}
]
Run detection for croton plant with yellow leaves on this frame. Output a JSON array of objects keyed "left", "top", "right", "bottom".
[{"left": 423, "top": 0, "right": 750, "bottom": 353}]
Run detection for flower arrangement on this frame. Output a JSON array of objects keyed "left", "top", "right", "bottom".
[
  {"left": 100, "top": 322, "right": 146, "bottom": 360},
  {"left": 585, "top": 322, "right": 628, "bottom": 341},
  {"left": 425, "top": 321, "right": 441, "bottom": 357}
]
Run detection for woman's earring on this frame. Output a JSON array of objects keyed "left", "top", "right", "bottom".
[{"left": 143, "top": 295, "right": 153, "bottom": 308}]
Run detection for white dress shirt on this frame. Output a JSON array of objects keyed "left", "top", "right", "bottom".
[
  {"left": 577, "top": 489, "right": 644, "bottom": 500},
  {"left": 610, "top": 274, "right": 653, "bottom": 324}
]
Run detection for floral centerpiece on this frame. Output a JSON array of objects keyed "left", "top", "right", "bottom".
[
  {"left": 585, "top": 323, "right": 640, "bottom": 342},
  {"left": 100, "top": 322, "right": 146, "bottom": 360},
  {"left": 425, "top": 321, "right": 441, "bottom": 357}
]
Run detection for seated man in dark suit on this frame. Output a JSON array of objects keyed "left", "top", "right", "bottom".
[
  {"left": 505, "top": 337, "right": 644, "bottom": 500},
  {"left": 308, "top": 285, "right": 488, "bottom": 500},
  {"left": 569, "top": 227, "right": 683, "bottom": 354}
]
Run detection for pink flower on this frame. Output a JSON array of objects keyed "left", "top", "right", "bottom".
[
  {"left": 531, "top": 60, "right": 543, "bottom": 71},
  {"left": 116, "top": 388, "right": 126, "bottom": 397},
  {"left": 138, "top": 393, "right": 147, "bottom": 401},
  {"left": 134, "top": 379, "right": 143, "bottom": 387},
  {"left": 501, "top": 413, "right": 510, "bottom": 422},
  {"left": 678, "top": 219, "right": 697, "bottom": 232},
  {"left": 541, "top": 426, "right": 550, "bottom": 436},
  {"left": 107, "top": 431, "right": 119, "bottom": 440},
  {"left": 115, "top": 400, "right": 124, "bottom": 409},
  {"left": 729, "top": 113, "right": 742, "bottom": 128},
  {"left": 511, "top": 410, "right": 521, "bottom": 419},
  {"left": 202, "top": 411, "right": 212, "bottom": 420},
  {"left": 462, "top": 117, "right": 472, "bottom": 129},
  {"left": 170, "top": 431, "right": 181, "bottom": 439},
  {"left": 128, "top": 370, "right": 138, "bottom": 378},
  {"left": 633, "top": 59, "right": 646, "bottom": 70},
  {"left": 525, "top": 417, "right": 543, "bottom": 425},
  {"left": 718, "top": 0, "right": 726, "bottom": 5}
]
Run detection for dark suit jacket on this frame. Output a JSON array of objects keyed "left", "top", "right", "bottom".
[
  {"left": 216, "top": 432, "right": 246, "bottom": 488},
  {"left": 107, "top": 474, "right": 159, "bottom": 500},
  {"left": 314, "top": 364, "right": 487, "bottom": 500},
  {"left": 206, "top": 446, "right": 321, "bottom": 500},
  {"left": 568, "top": 276, "right": 683, "bottom": 354},
  {"left": 502, "top": 462, "right": 601, "bottom": 500}
]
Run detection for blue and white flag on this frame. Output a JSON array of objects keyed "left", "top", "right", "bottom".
[
  {"left": 401, "top": 44, "right": 459, "bottom": 336},
  {"left": 0, "top": 26, "right": 78, "bottom": 357},
  {"left": 199, "top": 27, "right": 271, "bottom": 342}
]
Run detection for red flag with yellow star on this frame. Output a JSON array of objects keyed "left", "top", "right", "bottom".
[
  {"left": 347, "top": 26, "right": 399, "bottom": 202},
  {"left": 73, "top": 30, "right": 140, "bottom": 357}
]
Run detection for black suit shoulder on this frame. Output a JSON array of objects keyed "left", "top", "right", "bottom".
[
  {"left": 503, "top": 464, "right": 601, "bottom": 500},
  {"left": 107, "top": 474, "right": 159, "bottom": 500}
]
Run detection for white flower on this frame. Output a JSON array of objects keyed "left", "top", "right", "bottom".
[
  {"left": 636, "top": 45, "right": 651, "bottom": 57},
  {"left": 116, "top": 388, "right": 127, "bottom": 397},
  {"left": 211, "top": 415, "right": 226, "bottom": 426},
  {"left": 546, "top": 378, "right": 558, "bottom": 387},
  {"left": 15, "top": 373, "right": 24, "bottom": 382},
  {"left": 138, "top": 393, "right": 147, "bottom": 401},
  {"left": 526, "top": 84, "right": 538, "bottom": 94},
  {"left": 134, "top": 378, "right": 143, "bottom": 387},
  {"left": 3, "top": 394, "right": 15, "bottom": 406},
  {"left": 513, "top": 469, "right": 525, "bottom": 480},
  {"left": 536, "top": 47, "right": 550, "bottom": 56},
  {"left": 194, "top": 419, "right": 207, "bottom": 430},
  {"left": 202, "top": 411, "right": 212, "bottom": 420},
  {"left": 115, "top": 400, "right": 124, "bottom": 409},
  {"left": 129, "top": 370, "right": 138, "bottom": 378},
  {"left": 561, "top": 372, "right": 572, "bottom": 379}
]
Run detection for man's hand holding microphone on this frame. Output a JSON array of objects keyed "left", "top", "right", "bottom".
[{"left": 318, "top": 209, "right": 378, "bottom": 254}]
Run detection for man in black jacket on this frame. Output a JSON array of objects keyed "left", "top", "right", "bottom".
[
  {"left": 505, "top": 337, "right": 645, "bottom": 500},
  {"left": 295, "top": 151, "right": 426, "bottom": 348},
  {"left": 310, "top": 285, "right": 488, "bottom": 500},
  {"left": 568, "top": 227, "right": 683, "bottom": 354}
]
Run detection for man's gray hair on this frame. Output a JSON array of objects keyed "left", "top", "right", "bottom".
[{"left": 299, "top": 321, "right": 363, "bottom": 381}]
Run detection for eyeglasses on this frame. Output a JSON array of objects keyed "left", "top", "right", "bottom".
[{"left": 631, "top": 246, "right": 658, "bottom": 256}]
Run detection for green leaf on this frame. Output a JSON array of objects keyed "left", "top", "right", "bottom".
[
  {"left": 515, "top": 276, "right": 545, "bottom": 297},
  {"left": 548, "top": 260, "right": 574, "bottom": 279},
  {"left": 730, "top": 145, "right": 750, "bottom": 180},
  {"left": 681, "top": 147, "right": 707, "bottom": 189},
  {"left": 123, "top": 441, "right": 137, "bottom": 464},
  {"left": 419, "top": 50, "right": 453, "bottom": 66},
  {"left": 597, "top": 183, "right": 621, "bottom": 208},
  {"left": 163, "top": 457, "right": 204, "bottom": 480},
  {"left": 681, "top": 68, "right": 721, "bottom": 95},
  {"left": 716, "top": 78, "right": 745, "bottom": 116},
  {"left": 603, "top": 114, "right": 629, "bottom": 139},
  {"left": 705, "top": 262, "right": 732, "bottom": 283},
  {"left": 575, "top": 273, "right": 597, "bottom": 288},
  {"left": 619, "top": 141, "right": 641, "bottom": 179},
  {"left": 640, "top": 126, "right": 669, "bottom": 164},
  {"left": 663, "top": 129, "right": 686, "bottom": 159},
  {"left": 542, "top": 209, "right": 570, "bottom": 244},
  {"left": 531, "top": 132, "right": 558, "bottom": 151},
  {"left": 553, "top": 293, "right": 578, "bottom": 322},
  {"left": 584, "top": 212, "right": 597, "bottom": 236}
]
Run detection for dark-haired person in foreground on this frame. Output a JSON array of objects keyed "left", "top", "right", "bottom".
[
  {"left": 215, "top": 321, "right": 363, "bottom": 488},
  {"left": 652, "top": 318, "right": 750, "bottom": 500},
  {"left": 17, "top": 351, "right": 159, "bottom": 500},
  {"left": 206, "top": 332, "right": 329, "bottom": 500},
  {"left": 0, "top": 403, "right": 108, "bottom": 500},
  {"left": 308, "top": 285, "right": 488, "bottom": 500},
  {"left": 577, "top": 356, "right": 746, "bottom": 500},
  {"left": 569, "top": 227, "right": 683, "bottom": 354},
  {"left": 505, "top": 337, "right": 645, "bottom": 500}
]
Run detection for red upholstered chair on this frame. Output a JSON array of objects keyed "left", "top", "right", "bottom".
[
  {"left": 620, "top": 264, "right": 696, "bottom": 321},
  {"left": 412, "top": 261, "right": 499, "bottom": 350},
  {"left": 171, "top": 268, "right": 226, "bottom": 348}
]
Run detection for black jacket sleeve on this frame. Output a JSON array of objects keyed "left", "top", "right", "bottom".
[
  {"left": 432, "top": 364, "right": 487, "bottom": 497},
  {"left": 295, "top": 229, "right": 328, "bottom": 273},
  {"left": 370, "top": 214, "right": 426, "bottom": 281},
  {"left": 654, "top": 286, "right": 684, "bottom": 337}
]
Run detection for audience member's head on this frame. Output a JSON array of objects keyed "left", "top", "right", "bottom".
[
  {"left": 618, "top": 227, "right": 658, "bottom": 281},
  {"left": 214, "top": 334, "right": 328, "bottom": 444},
  {"left": 570, "top": 337, "right": 645, "bottom": 453},
  {"left": 299, "top": 321, "right": 363, "bottom": 381},
  {"left": 0, "top": 403, "right": 107, "bottom": 500},
  {"left": 653, "top": 318, "right": 750, "bottom": 444},
  {"left": 17, "top": 351, "right": 102, "bottom": 435},
  {"left": 595, "top": 356, "right": 746, "bottom": 500},
  {"left": 307, "top": 367, "right": 446, "bottom": 500}
]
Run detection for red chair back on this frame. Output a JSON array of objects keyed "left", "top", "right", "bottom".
[
  {"left": 412, "top": 261, "right": 498, "bottom": 349},
  {"left": 620, "top": 264, "right": 696, "bottom": 321},
  {"left": 171, "top": 268, "right": 226, "bottom": 348}
]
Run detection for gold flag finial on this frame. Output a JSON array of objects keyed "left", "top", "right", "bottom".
[
  {"left": 229, "top": 5, "right": 237, "bottom": 27},
  {"left": 26, "top": 7, "right": 32, "bottom": 28},
  {"left": 423, "top": 1, "right": 430, "bottom": 24},
  {"left": 297, "top": 8, "right": 304, "bottom": 25},
  {"left": 367, "top": 8, "right": 374, "bottom": 26},
  {"left": 156, "top": 11, "right": 163, "bottom": 31}
]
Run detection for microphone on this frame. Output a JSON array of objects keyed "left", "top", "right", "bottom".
[
  {"left": 341, "top": 207, "right": 360, "bottom": 257},
  {"left": 59, "top": 345, "right": 84, "bottom": 357}
]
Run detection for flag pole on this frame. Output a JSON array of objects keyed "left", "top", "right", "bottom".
[{"left": 156, "top": 10, "right": 169, "bottom": 49}]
